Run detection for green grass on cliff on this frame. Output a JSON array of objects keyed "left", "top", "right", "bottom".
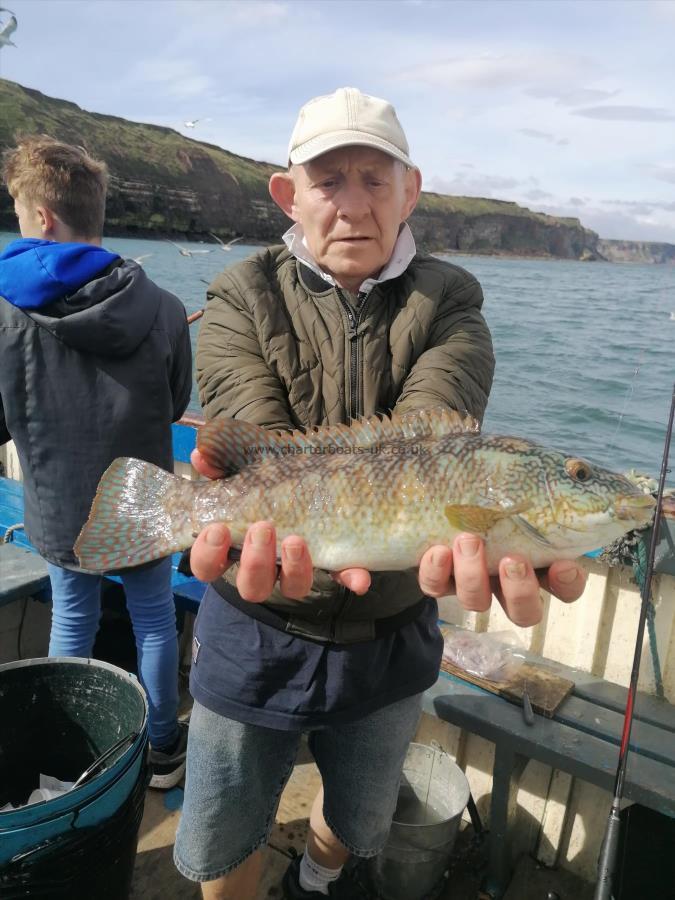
[
  {"left": 0, "top": 79, "right": 277, "bottom": 197},
  {"left": 0, "top": 78, "right": 584, "bottom": 235}
]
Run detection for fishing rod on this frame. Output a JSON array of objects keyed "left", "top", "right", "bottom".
[
  {"left": 187, "top": 309, "right": 204, "bottom": 325},
  {"left": 594, "top": 381, "right": 675, "bottom": 900}
]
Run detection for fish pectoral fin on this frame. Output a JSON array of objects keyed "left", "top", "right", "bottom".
[
  {"left": 444, "top": 502, "right": 529, "bottom": 536},
  {"left": 513, "top": 515, "right": 554, "bottom": 547}
]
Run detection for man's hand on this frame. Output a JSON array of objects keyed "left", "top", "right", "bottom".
[
  {"left": 418, "top": 533, "right": 587, "bottom": 626},
  {"left": 190, "top": 448, "right": 315, "bottom": 601}
]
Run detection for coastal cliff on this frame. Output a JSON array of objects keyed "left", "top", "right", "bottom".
[
  {"left": 1, "top": 79, "right": 671, "bottom": 262},
  {"left": 596, "top": 239, "right": 675, "bottom": 265}
]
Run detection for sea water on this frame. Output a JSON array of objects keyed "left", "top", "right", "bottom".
[{"left": 1, "top": 231, "right": 673, "bottom": 480}]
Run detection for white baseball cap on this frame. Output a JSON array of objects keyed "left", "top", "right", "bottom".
[{"left": 288, "top": 87, "right": 415, "bottom": 168}]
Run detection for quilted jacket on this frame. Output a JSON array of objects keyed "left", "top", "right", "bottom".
[{"left": 196, "top": 245, "right": 495, "bottom": 639}]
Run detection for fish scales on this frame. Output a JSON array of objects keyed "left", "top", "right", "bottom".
[{"left": 74, "top": 409, "right": 656, "bottom": 576}]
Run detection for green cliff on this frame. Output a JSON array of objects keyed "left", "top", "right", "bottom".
[{"left": 0, "top": 79, "right": 610, "bottom": 259}]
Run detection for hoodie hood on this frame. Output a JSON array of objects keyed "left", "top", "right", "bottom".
[
  {"left": 0, "top": 239, "right": 165, "bottom": 358},
  {"left": 0, "top": 238, "right": 120, "bottom": 309}
]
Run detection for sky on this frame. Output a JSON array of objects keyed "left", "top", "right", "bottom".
[{"left": 1, "top": 0, "right": 674, "bottom": 243}]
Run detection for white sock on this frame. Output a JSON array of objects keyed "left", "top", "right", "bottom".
[{"left": 298, "top": 848, "right": 343, "bottom": 896}]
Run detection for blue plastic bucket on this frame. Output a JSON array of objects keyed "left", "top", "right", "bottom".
[{"left": 0, "top": 657, "right": 148, "bottom": 898}]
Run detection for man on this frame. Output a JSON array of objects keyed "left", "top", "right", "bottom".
[
  {"left": 174, "top": 88, "right": 587, "bottom": 899},
  {"left": 0, "top": 136, "right": 193, "bottom": 787}
]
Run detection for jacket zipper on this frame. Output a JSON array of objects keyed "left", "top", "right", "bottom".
[
  {"left": 337, "top": 289, "right": 370, "bottom": 420},
  {"left": 331, "top": 288, "right": 372, "bottom": 638}
]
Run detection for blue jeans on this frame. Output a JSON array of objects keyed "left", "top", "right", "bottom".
[
  {"left": 174, "top": 693, "right": 423, "bottom": 882},
  {"left": 47, "top": 558, "right": 179, "bottom": 748}
]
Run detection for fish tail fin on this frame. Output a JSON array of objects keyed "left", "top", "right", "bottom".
[{"left": 75, "top": 458, "right": 198, "bottom": 572}]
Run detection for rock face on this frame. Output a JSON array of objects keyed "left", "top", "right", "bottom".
[
  {"left": 412, "top": 194, "right": 596, "bottom": 258},
  {"left": 1, "top": 80, "right": 673, "bottom": 263},
  {"left": 596, "top": 239, "right": 675, "bottom": 265}
]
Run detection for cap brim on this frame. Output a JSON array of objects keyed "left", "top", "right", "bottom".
[{"left": 289, "top": 130, "right": 415, "bottom": 168}]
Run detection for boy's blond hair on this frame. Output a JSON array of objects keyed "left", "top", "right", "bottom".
[{"left": 2, "top": 135, "right": 108, "bottom": 238}]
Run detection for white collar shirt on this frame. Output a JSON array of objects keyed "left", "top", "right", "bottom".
[{"left": 282, "top": 222, "right": 417, "bottom": 296}]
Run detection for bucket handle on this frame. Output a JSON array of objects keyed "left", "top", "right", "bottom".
[
  {"left": 428, "top": 740, "right": 484, "bottom": 835},
  {"left": 72, "top": 732, "right": 138, "bottom": 790}
]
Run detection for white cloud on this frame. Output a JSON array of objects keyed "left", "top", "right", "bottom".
[
  {"left": 649, "top": 164, "right": 675, "bottom": 184},
  {"left": 573, "top": 105, "right": 675, "bottom": 121},
  {"left": 426, "top": 171, "right": 521, "bottom": 197},
  {"left": 526, "top": 86, "right": 620, "bottom": 106},
  {"left": 524, "top": 188, "right": 554, "bottom": 201},
  {"left": 229, "top": 1, "right": 289, "bottom": 26},
  {"left": 131, "top": 59, "right": 213, "bottom": 100},
  {"left": 399, "top": 50, "right": 599, "bottom": 93},
  {"left": 648, "top": 0, "right": 675, "bottom": 22},
  {"left": 519, "top": 128, "right": 569, "bottom": 146},
  {"left": 174, "top": 0, "right": 289, "bottom": 28}
]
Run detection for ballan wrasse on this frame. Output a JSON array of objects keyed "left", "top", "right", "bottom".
[{"left": 74, "top": 409, "right": 655, "bottom": 574}]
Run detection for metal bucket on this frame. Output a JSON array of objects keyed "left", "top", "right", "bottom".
[
  {"left": 0, "top": 657, "right": 148, "bottom": 899},
  {"left": 368, "top": 742, "right": 470, "bottom": 900}
]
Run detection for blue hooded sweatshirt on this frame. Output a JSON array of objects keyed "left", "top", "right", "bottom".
[
  {"left": 0, "top": 238, "right": 193, "bottom": 567},
  {"left": 0, "top": 238, "right": 120, "bottom": 309}
]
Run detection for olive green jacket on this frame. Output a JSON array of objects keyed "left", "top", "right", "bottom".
[{"left": 196, "top": 245, "right": 495, "bottom": 641}]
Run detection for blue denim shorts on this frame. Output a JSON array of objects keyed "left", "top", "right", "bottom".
[{"left": 173, "top": 693, "right": 423, "bottom": 882}]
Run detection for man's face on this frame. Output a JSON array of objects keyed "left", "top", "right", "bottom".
[
  {"left": 286, "top": 147, "right": 421, "bottom": 292},
  {"left": 13, "top": 195, "right": 45, "bottom": 239}
]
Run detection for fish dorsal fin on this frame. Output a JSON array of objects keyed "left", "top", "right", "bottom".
[{"left": 197, "top": 407, "right": 479, "bottom": 475}]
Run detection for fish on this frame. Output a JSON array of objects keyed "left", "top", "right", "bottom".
[{"left": 74, "top": 408, "right": 656, "bottom": 574}]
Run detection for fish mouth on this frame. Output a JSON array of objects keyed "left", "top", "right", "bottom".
[{"left": 615, "top": 493, "right": 656, "bottom": 523}]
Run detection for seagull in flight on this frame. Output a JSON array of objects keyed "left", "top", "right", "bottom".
[
  {"left": 183, "top": 117, "right": 211, "bottom": 129},
  {"left": 0, "top": 8, "right": 17, "bottom": 48},
  {"left": 164, "top": 238, "right": 212, "bottom": 258},
  {"left": 209, "top": 232, "right": 243, "bottom": 251}
]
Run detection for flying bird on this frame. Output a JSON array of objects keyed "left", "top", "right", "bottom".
[
  {"left": 183, "top": 118, "right": 210, "bottom": 129},
  {"left": 164, "top": 238, "right": 212, "bottom": 258},
  {"left": 209, "top": 232, "right": 243, "bottom": 251},
  {"left": 0, "top": 8, "right": 17, "bottom": 48}
]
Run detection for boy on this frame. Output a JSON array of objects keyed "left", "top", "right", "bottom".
[{"left": 0, "top": 135, "right": 193, "bottom": 787}]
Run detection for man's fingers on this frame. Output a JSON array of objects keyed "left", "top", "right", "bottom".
[
  {"left": 190, "top": 447, "right": 225, "bottom": 480},
  {"left": 541, "top": 560, "right": 587, "bottom": 603},
  {"left": 236, "top": 522, "right": 278, "bottom": 603},
  {"left": 332, "top": 568, "right": 371, "bottom": 595},
  {"left": 189, "top": 523, "right": 232, "bottom": 582},
  {"left": 496, "top": 555, "right": 544, "bottom": 626},
  {"left": 453, "top": 534, "right": 492, "bottom": 612},
  {"left": 279, "top": 536, "right": 314, "bottom": 600},
  {"left": 418, "top": 545, "right": 453, "bottom": 598}
]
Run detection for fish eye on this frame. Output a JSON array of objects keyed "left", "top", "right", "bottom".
[{"left": 565, "top": 458, "right": 592, "bottom": 482}]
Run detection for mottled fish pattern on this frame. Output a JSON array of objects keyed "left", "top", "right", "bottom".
[{"left": 74, "top": 408, "right": 655, "bottom": 575}]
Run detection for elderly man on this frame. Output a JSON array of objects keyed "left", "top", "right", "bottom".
[{"left": 174, "top": 88, "right": 587, "bottom": 900}]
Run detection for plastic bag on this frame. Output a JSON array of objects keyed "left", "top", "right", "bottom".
[
  {"left": 0, "top": 773, "right": 75, "bottom": 812},
  {"left": 442, "top": 630, "right": 525, "bottom": 683}
]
